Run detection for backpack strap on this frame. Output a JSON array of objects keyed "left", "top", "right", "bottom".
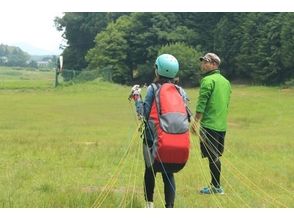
[
  {"left": 151, "top": 83, "right": 160, "bottom": 94},
  {"left": 151, "top": 83, "right": 162, "bottom": 115},
  {"left": 174, "top": 85, "right": 192, "bottom": 122},
  {"left": 143, "top": 83, "right": 161, "bottom": 141}
]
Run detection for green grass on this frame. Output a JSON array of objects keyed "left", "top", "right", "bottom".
[
  {"left": 0, "top": 66, "right": 55, "bottom": 90},
  {"left": 0, "top": 67, "right": 293, "bottom": 207}
]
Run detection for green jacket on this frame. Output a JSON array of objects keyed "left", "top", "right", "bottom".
[{"left": 196, "top": 69, "right": 231, "bottom": 132}]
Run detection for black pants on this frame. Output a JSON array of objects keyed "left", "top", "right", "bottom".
[
  {"left": 200, "top": 127, "right": 226, "bottom": 188},
  {"left": 144, "top": 162, "right": 175, "bottom": 208}
]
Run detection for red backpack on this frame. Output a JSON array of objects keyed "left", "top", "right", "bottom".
[{"left": 149, "top": 83, "right": 190, "bottom": 166}]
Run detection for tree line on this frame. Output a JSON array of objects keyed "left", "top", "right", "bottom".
[
  {"left": 0, "top": 44, "right": 30, "bottom": 67},
  {"left": 0, "top": 44, "right": 58, "bottom": 69},
  {"left": 55, "top": 12, "right": 294, "bottom": 86}
]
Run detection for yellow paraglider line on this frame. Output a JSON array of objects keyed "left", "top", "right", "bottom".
[{"left": 191, "top": 118, "right": 288, "bottom": 207}]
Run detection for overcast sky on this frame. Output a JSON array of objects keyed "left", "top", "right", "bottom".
[
  {"left": 1, "top": 0, "right": 292, "bottom": 55},
  {"left": 0, "top": 10, "right": 64, "bottom": 55}
]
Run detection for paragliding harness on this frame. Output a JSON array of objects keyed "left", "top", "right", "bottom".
[{"left": 143, "top": 83, "right": 191, "bottom": 173}]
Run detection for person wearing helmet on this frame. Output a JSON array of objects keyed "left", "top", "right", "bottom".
[
  {"left": 130, "top": 54, "right": 189, "bottom": 208},
  {"left": 191, "top": 52, "right": 231, "bottom": 194}
]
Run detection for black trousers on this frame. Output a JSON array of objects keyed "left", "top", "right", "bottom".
[
  {"left": 144, "top": 162, "right": 175, "bottom": 208},
  {"left": 143, "top": 135, "right": 184, "bottom": 208},
  {"left": 200, "top": 127, "right": 226, "bottom": 188}
]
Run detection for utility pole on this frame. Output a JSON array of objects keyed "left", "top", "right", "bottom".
[{"left": 55, "top": 56, "right": 63, "bottom": 87}]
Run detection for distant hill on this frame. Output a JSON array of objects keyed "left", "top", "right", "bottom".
[
  {"left": 0, "top": 44, "right": 58, "bottom": 68},
  {"left": 12, "top": 42, "right": 61, "bottom": 56},
  {"left": 30, "top": 55, "right": 56, "bottom": 62},
  {"left": 0, "top": 44, "right": 30, "bottom": 66}
]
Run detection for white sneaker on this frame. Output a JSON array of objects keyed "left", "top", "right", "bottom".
[{"left": 145, "top": 201, "right": 154, "bottom": 208}]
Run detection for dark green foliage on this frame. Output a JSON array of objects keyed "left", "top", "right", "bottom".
[
  {"left": 283, "top": 79, "right": 294, "bottom": 88},
  {"left": 85, "top": 17, "right": 131, "bottom": 84},
  {"left": 55, "top": 12, "right": 294, "bottom": 86},
  {"left": 54, "top": 12, "right": 128, "bottom": 70},
  {"left": 74, "top": 69, "right": 100, "bottom": 82},
  {"left": 158, "top": 42, "right": 202, "bottom": 87},
  {"left": 214, "top": 13, "right": 294, "bottom": 85},
  {"left": 214, "top": 13, "right": 244, "bottom": 79},
  {"left": 280, "top": 13, "right": 294, "bottom": 83}
]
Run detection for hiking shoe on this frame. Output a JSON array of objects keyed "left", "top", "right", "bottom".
[
  {"left": 145, "top": 201, "right": 154, "bottom": 208},
  {"left": 199, "top": 186, "right": 224, "bottom": 195}
]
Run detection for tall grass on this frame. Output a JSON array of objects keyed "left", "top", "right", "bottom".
[
  {"left": 0, "top": 66, "right": 55, "bottom": 90},
  {"left": 0, "top": 67, "right": 293, "bottom": 207}
]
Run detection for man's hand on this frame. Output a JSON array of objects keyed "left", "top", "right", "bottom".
[
  {"left": 190, "top": 112, "right": 202, "bottom": 135},
  {"left": 190, "top": 122, "right": 198, "bottom": 135}
]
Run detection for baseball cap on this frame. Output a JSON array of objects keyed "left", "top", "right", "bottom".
[{"left": 200, "top": 53, "right": 221, "bottom": 65}]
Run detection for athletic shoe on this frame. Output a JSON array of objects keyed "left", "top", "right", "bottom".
[
  {"left": 145, "top": 201, "right": 154, "bottom": 208},
  {"left": 199, "top": 186, "right": 224, "bottom": 194}
]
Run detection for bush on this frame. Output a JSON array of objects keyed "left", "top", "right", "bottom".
[
  {"left": 61, "top": 69, "right": 81, "bottom": 81},
  {"left": 282, "top": 78, "right": 294, "bottom": 88},
  {"left": 133, "top": 62, "right": 154, "bottom": 85},
  {"left": 158, "top": 42, "right": 203, "bottom": 87},
  {"left": 75, "top": 69, "right": 101, "bottom": 82}
]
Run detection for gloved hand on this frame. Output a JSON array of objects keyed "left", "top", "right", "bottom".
[
  {"left": 132, "top": 88, "right": 141, "bottom": 96},
  {"left": 129, "top": 85, "right": 141, "bottom": 101},
  {"left": 131, "top": 85, "right": 140, "bottom": 93}
]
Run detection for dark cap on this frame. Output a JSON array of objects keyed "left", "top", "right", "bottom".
[{"left": 200, "top": 53, "right": 221, "bottom": 65}]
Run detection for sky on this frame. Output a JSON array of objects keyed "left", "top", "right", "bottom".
[
  {"left": 1, "top": 0, "right": 293, "bottom": 56},
  {"left": 0, "top": 10, "right": 64, "bottom": 55}
]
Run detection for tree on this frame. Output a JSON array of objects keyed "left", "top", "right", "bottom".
[
  {"left": 233, "top": 13, "right": 286, "bottom": 85},
  {"left": 0, "top": 44, "right": 30, "bottom": 67},
  {"left": 174, "top": 13, "right": 225, "bottom": 51},
  {"left": 59, "top": 12, "right": 294, "bottom": 85},
  {"left": 233, "top": 13, "right": 262, "bottom": 81},
  {"left": 55, "top": 12, "right": 128, "bottom": 70},
  {"left": 158, "top": 43, "right": 203, "bottom": 87},
  {"left": 214, "top": 13, "right": 244, "bottom": 80},
  {"left": 280, "top": 13, "right": 294, "bottom": 82},
  {"left": 252, "top": 13, "right": 283, "bottom": 84},
  {"left": 86, "top": 12, "right": 207, "bottom": 85},
  {"left": 86, "top": 17, "right": 131, "bottom": 84}
]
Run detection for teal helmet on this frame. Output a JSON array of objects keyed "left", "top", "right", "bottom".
[{"left": 155, "top": 54, "right": 179, "bottom": 78}]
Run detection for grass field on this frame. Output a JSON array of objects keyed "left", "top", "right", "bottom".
[{"left": 0, "top": 66, "right": 293, "bottom": 208}]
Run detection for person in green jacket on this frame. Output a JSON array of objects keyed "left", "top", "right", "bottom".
[{"left": 191, "top": 52, "right": 231, "bottom": 194}]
